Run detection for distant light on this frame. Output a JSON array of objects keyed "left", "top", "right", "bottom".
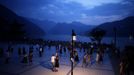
[{"left": 73, "top": 36, "right": 76, "bottom": 41}]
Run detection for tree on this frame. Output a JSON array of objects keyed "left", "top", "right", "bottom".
[{"left": 90, "top": 28, "right": 106, "bottom": 44}]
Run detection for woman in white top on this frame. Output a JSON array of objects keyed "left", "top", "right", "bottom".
[
  {"left": 51, "top": 54, "right": 56, "bottom": 71},
  {"left": 96, "top": 52, "right": 99, "bottom": 64}
]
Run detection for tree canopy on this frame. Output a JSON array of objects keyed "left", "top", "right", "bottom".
[{"left": 90, "top": 28, "right": 106, "bottom": 44}]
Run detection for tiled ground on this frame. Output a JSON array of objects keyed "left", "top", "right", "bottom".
[{"left": 0, "top": 44, "right": 114, "bottom": 75}]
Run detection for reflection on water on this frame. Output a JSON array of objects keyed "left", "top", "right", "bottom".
[{"left": 44, "top": 35, "right": 91, "bottom": 42}]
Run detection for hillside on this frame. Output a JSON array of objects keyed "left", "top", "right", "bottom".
[
  {"left": 49, "top": 22, "right": 95, "bottom": 35},
  {"left": 27, "top": 18, "right": 56, "bottom": 34},
  {"left": 27, "top": 18, "right": 95, "bottom": 35},
  {"left": 0, "top": 5, "right": 45, "bottom": 40},
  {"left": 93, "top": 16, "right": 134, "bottom": 37}
]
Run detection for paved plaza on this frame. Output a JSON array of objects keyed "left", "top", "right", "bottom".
[{"left": 0, "top": 44, "right": 115, "bottom": 75}]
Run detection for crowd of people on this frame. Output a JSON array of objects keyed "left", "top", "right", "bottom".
[
  {"left": 0, "top": 44, "right": 45, "bottom": 65},
  {"left": 0, "top": 40, "right": 133, "bottom": 74},
  {"left": 0, "top": 40, "right": 107, "bottom": 69}
]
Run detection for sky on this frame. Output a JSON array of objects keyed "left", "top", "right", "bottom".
[{"left": 0, "top": 0, "right": 134, "bottom": 25}]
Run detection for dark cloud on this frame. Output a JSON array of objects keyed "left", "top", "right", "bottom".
[
  {"left": 85, "top": 3, "right": 134, "bottom": 16},
  {"left": 0, "top": 0, "right": 134, "bottom": 25}
]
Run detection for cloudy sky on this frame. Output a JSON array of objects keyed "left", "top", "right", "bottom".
[{"left": 0, "top": 0, "right": 134, "bottom": 25}]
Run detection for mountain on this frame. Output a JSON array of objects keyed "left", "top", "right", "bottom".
[
  {"left": 27, "top": 18, "right": 96, "bottom": 35},
  {"left": 93, "top": 16, "right": 134, "bottom": 37},
  {"left": 0, "top": 4, "right": 45, "bottom": 40},
  {"left": 49, "top": 21, "right": 95, "bottom": 35},
  {"left": 26, "top": 18, "right": 56, "bottom": 34}
]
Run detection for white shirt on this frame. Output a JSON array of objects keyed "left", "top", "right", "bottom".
[
  {"left": 40, "top": 48, "right": 42, "bottom": 52},
  {"left": 51, "top": 56, "right": 56, "bottom": 63},
  {"left": 96, "top": 53, "right": 99, "bottom": 61},
  {"left": 71, "top": 58, "right": 74, "bottom": 62}
]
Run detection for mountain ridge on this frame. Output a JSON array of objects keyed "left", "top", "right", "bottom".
[
  {"left": 27, "top": 17, "right": 96, "bottom": 35},
  {"left": 0, "top": 4, "right": 45, "bottom": 39},
  {"left": 93, "top": 16, "right": 134, "bottom": 37}
]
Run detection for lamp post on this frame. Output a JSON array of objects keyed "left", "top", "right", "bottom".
[{"left": 71, "top": 30, "right": 76, "bottom": 75}]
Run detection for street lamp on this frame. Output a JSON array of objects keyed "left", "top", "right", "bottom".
[
  {"left": 72, "top": 31, "right": 76, "bottom": 41},
  {"left": 71, "top": 30, "right": 76, "bottom": 75}
]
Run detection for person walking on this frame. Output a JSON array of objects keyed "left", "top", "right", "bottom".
[
  {"left": 96, "top": 51, "right": 100, "bottom": 64},
  {"left": 120, "top": 60, "right": 125, "bottom": 75},
  {"left": 99, "top": 52, "right": 103, "bottom": 64},
  {"left": 74, "top": 51, "right": 79, "bottom": 63},
  {"left": 63, "top": 46, "right": 66, "bottom": 54},
  {"left": 28, "top": 51, "right": 33, "bottom": 65},
  {"left": 82, "top": 54, "right": 87, "bottom": 67},
  {"left": 22, "top": 52, "right": 28, "bottom": 65},
  {"left": 18, "top": 47, "right": 22, "bottom": 58},
  {"left": 86, "top": 54, "right": 91, "bottom": 66},
  {"left": 55, "top": 53, "right": 59, "bottom": 72},
  {"left": 59, "top": 46, "right": 62, "bottom": 56},
  {"left": 5, "top": 50, "right": 10, "bottom": 64},
  {"left": 39, "top": 47, "right": 43, "bottom": 57},
  {"left": 51, "top": 54, "right": 56, "bottom": 72},
  {"left": 90, "top": 46, "right": 93, "bottom": 55},
  {"left": 29, "top": 46, "right": 33, "bottom": 53},
  {"left": 22, "top": 47, "right": 26, "bottom": 55}
]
